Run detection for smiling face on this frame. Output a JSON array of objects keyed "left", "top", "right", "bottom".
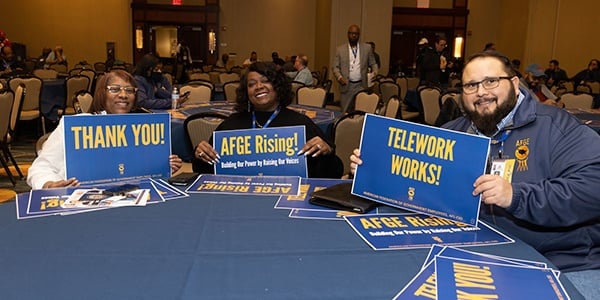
[
  {"left": 246, "top": 71, "right": 279, "bottom": 111},
  {"left": 104, "top": 76, "right": 136, "bottom": 114},
  {"left": 461, "top": 56, "right": 520, "bottom": 135}
]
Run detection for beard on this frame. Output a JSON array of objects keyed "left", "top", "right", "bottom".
[{"left": 463, "top": 85, "right": 518, "bottom": 136}]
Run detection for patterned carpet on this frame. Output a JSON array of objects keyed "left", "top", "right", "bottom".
[{"left": 0, "top": 135, "right": 37, "bottom": 203}]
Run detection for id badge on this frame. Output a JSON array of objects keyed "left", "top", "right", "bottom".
[{"left": 490, "top": 159, "right": 515, "bottom": 183}]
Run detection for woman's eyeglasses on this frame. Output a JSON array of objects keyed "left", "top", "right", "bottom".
[{"left": 106, "top": 85, "right": 137, "bottom": 95}]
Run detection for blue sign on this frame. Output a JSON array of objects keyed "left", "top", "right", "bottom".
[
  {"left": 213, "top": 126, "right": 307, "bottom": 177},
  {"left": 344, "top": 213, "right": 513, "bottom": 250},
  {"left": 186, "top": 174, "right": 301, "bottom": 196},
  {"left": 63, "top": 114, "right": 172, "bottom": 184},
  {"left": 353, "top": 114, "right": 490, "bottom": 226},
  {"left": 435, "top": 256, "right": 569, "bottom": 300}
]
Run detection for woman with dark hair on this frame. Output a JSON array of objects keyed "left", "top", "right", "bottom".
[
  {"left": 133, "top": 53, "right": 178, "bottom": 109},
  {"left": 193, "top": 62, "right": 343, "bottom": 178},
  {"left": 27, "top": 70, "right": 182, "bottom": 189}
]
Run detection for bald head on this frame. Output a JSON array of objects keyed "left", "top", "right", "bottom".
[{"left": 347, "top": 24, "right": 360, "bottom": 46}]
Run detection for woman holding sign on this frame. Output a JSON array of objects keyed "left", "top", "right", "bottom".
[
  {"left": 192, "top": 62, "right": 343, "bottom": 178},
  {"left": 27, "top": 70, "right": 183, "bottom": 189}
]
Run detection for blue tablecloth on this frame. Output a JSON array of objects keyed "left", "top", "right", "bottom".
[
  {"left": 0, "top": 192, "right": 584, "bottom": 299},
  {"left": 165, "top": 102, "right": 340, "bottom": 161}
]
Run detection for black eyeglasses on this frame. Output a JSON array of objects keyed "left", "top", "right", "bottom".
[
  {"left": 106, "top": 85, "right": 137, "bottom": 95},
  {"left": 461, "top": 76, "right": 513, "bottom": 94}
]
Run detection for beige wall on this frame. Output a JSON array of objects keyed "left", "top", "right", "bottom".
[
  {"left": 219, "top": 0, "right": 317, "bottom": 69},
  {"left": 1, "top": 0, "right": 599, "bottom": 79},
  {"left": 0, "top": 0, "right": 132, "bottom": 66}
]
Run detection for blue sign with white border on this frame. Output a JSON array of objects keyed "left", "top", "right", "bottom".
[
  {"left": 213, "top": 126, "right": 307, "bottom": 177},
  {"left": 352, "top": 114, "right": 490, "bottom": 226},
  {"left": 63, "top": 114, "right": 171, "bottom": 184}
]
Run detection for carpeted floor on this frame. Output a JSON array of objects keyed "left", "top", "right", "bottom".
[{"left": 0, "top": 135, "right": 37, "bottom": 203}]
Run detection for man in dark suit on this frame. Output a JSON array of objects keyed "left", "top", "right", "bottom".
[{"left": 332, "top": 24, "right": 378, "bottom": 113}]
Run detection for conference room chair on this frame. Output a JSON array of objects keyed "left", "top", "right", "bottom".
[
  {"left": 49, "top": 64, "right": 68, "bottom": 74},
  {"left": 406, "top": 77, "right": 420, "bottom": 90},
  {"left": 418, "top": 85, "right": 442, "bottom": 125},
  {"left": 180, "top": 83, "right": 213, "bottom": 105},
  {"left": 296, "top": 86, "right": 327, "bottom": 108},
  {"left": 33, "top": 69, "right": 58, "bottom": 80},
  {"left": 350, "top": 91, "right": 379, "bottom": 114},
  {"left": 183, "top": 112, "right": 228, "bottom": 155},
  {"left": 3, "top": 83, "right": 25, "bottom": 178},
  {"left": 74, "top": 90, "right": 93, "bottom": 113},
  {"left": 560, "top": 92, "right": 594, "bottom": 109},
  {"left": 576, "top": 83, "right": 592, "bottom": 95},
  {"left": 209, "top": 71, "right": 221, "bottom": 85},
  {"left": 223, "top": 81, "right": 239, "bottom": 103},
  {"left": 218, "top": 72, "right": 240, "bottom": 85},
  {"left": 93, "top": 62, "right": 106, "bottom": 73},
  {"left": 332, "top": 110, "right": 366, "bottom": 177},
  {"left": 383, "top": 96, "right": 400, "bottom": 119},
  {"left": 449, "top": 77, "right": 462, "bottom": 89},
  {"left": 61, "top": 75, "right": 91, "bottom": 116},
  {"left": 0, "top": 89, "right": 17, "bottom": 185},
  {"left": 8, "top": 75, "right": 46, "bottom": 135},
  {"left": 434, "top": 94, "right": 463, "bottom": 127},
  {"left": 291, "top": 81, "right": 305, "bottom": 105},
  {"left": 189, "top": 71, "right": 211, "bottom": 83},
  {"left": 187, "top": 79, "right": 214, "bottom": 90},
  {"left": 396, "top": 77, "right": 409, "bottom": 101},
  {"left": 68, "top": 68, "right": 96, "bottom": 92},
  {"left": 585, "top": 80, "right": 600, "bottom": 94},
  {"left": 379, "top": 81, "right": 400, "bottom": 109}
]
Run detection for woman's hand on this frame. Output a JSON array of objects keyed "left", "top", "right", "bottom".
[
  {"left": 43, "top": 178, "right": 79, "bottom": 189},
  {"left": 349, "top": 148, "right": 362, "bottom": 175},
  {"left": 195, "top": 141, "right": 220, "bottom": 165},
  {"left": 169, "top": 155, "right": 183, "bottom": 172},
  {"left": 298, "top": 136, "right": 332, "bottom": 157}
]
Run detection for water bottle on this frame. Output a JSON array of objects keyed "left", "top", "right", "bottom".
[{"left": 171, "top": 87, "right": 179, "bottom": 109}]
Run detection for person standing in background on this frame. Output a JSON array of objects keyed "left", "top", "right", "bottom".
[
  {"left": 367, "top": 42, "right": 381, "bottom": 69},
  {"left": 332, "top": 24, "right": 378, "bottom": 112}
]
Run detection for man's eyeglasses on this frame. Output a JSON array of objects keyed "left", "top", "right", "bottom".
[
  {"left": 461, "top": 76, "right": 513, "bottom": 94},
  {"left": 106, "top": 85, "right": 137, "bottom": 95}
]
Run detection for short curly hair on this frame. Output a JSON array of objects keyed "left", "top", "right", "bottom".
[{"left": 235, "top": 61, "right": 292, "bottom": 112}]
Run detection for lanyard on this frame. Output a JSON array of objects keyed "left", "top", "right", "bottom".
[
  {"left": 491, "top": 130, "right": 511, "bottom": 158},
  {"left": 252, "top": 106, "right": 280, "bottom": 129},
  {"left": 351, "top": 46, "right": 358, "bottom": 59}
]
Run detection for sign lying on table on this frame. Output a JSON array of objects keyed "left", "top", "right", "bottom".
[
  {"left": 353, "top": 114, "right": 490, "bottom": 226},
  {"left": 63, "top": 113, "right": 172, "bottom": 184},
  {"left": 344, "top": 213, "right": 513, "bottom": 250},
  {"left": 186, "top": 174, "right": 301, "bottom": 196},
  {"left": 393, "top": 245, "right": 569, "bottom": 300},
  {"left": 213, "top": 126, "right": 307, "bottom": 177}
]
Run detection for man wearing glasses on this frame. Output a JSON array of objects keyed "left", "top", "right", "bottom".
[
  {"left": 332, "top": 24, "right": 378, "bottom": 113},
  {"left": 351, "top": 51, "right": 600, "bottom": 298},
  {"left": 447, "top": 51, "right": 600, "bottom": 298}
]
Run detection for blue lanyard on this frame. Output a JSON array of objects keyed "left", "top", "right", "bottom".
[
  {"left": 491, "top": 130, "right": 511, "bottom": 158},
  {"left": 252, "top": 106, "right": 280, "bottom": 129},
  {"left": 351, "top": 46, "right": 358, "bottom": 59}
]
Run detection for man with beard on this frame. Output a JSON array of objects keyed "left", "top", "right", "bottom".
[{"left": 349, "top": 51, "right": 600, "bottom": 299}]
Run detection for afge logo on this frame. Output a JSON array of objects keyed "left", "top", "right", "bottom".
[{"left": 514, "top": 138, "right": 530, "bottom": 171}]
